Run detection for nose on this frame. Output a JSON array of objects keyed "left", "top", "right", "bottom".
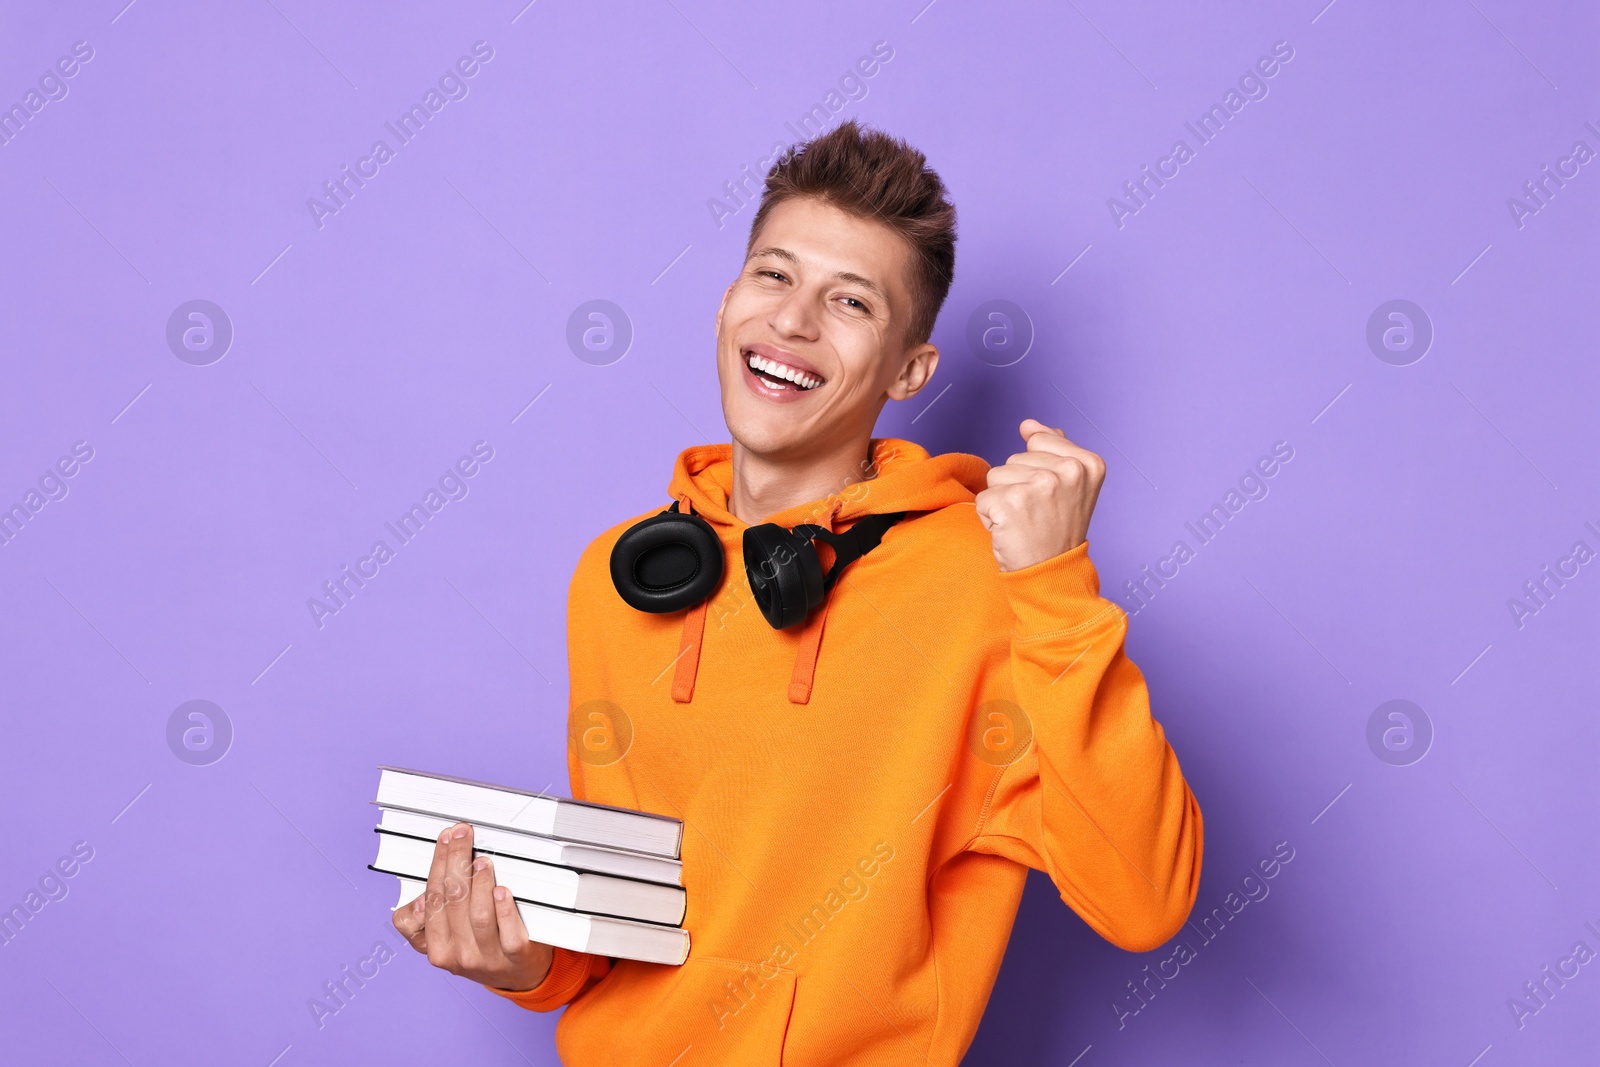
[{"left": 770, "top": 283, "right": 821, "bottom": 341}]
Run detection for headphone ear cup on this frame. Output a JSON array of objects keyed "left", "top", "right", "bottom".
[
  {"left": 610, "top": 511, "right": 725, "bottom": 613},
  {"left": 743, "top": 524, "right": 825, "bottom": 629}
]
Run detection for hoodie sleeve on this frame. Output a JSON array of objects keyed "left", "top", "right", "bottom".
[
  {"left": 488, "top": 948, "right": 612, "bottom": 1012},
  {"left": 964, "top": 540, "right": 1203, "bottom": 953}
]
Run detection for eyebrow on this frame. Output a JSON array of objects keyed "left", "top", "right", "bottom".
[{"left": 748, "top": 246, "right": 887, "bottom": 304}]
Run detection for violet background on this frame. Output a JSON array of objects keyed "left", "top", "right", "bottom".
[{"left": 2, "top": 1, "right": 1596, "bottom": 1064}]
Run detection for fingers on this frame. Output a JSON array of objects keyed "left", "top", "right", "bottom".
[
  {"left": 393, "top": 891, "right": 428, "bottom": 954},
  {"left": 974, "top": 480, "right": 1048, "bottom": 524},
  {"left": 995, "top": 450, "right": 1061, "bottom": 471},
  {"left": 991, "top": 456, "right": 1084, "bottom": 483},
  {"left": 423, "top": 824, "right": 453, "bottom": 905},
  {"left": 972, "top": 486, "right": 1000, "bottom": 530},
  {"left": 439, "top": 823, "right": 477, "bottom": 948},
  {"left": 1018, "top": 421, "right": 1101, "bottom": 465},
  {"left": 422, "top": 823, "right": 471, "bottom": 969},
  {"left": 403, "top": 822, "right": 549, "bottom": 988},
  {"left": 986, "top": 463, "right": 1069, "bottom": 489},
  {"left": 990, "top": 440, "right": 1105, "bottom": 489},
  {"left": 979, "top": 419, "right": 1107, "bottom": 570},
  {"left": 493, "top": 882, "right": 532, "bottom": 958},
  {"left": 467, "top": 855, "right": 500, "bottom": 958},
  {"left": 1019, "top": 419, "right": 1071, "bottom": 454}
]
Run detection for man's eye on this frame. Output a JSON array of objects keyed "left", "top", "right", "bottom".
[
  {"left": 841, "top": 297, "right": 866, "bottom": 310},
  {"left": 759, "top": 270, "right": 786, "bottom": 281}
]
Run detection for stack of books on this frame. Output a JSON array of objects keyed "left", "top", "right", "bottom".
[{"left": 368, "top": 766, "right": 689, "bottom": 965}]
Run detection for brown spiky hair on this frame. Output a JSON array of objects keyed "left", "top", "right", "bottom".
[{"left": 745, "top": 119, "right": 957, "bottom": 349}]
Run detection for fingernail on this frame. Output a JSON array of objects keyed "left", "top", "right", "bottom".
[
  {"left": 452, "top": 825, "right": 468, "bottom": 839},
  {"left": 473, "top": 856, "right": 488, "bottom": 871},
  {"left": 494, "top": 886, "right": 507, "bottom": 901}
]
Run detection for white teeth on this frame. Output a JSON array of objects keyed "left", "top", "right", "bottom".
[{"left": 746, "top": 352, "right": 822, "bottom": 390}]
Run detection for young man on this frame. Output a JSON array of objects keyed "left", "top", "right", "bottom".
[{"left": 394, "top": 120, "right": 1203, "bottom": 1064}]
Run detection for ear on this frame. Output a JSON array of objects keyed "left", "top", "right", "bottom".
[
  {"left": 887, "top": 343, "right": 939, "bottom": 401},
  {"left": 714, "top": 283, "right": 734, "bottom": 341}
]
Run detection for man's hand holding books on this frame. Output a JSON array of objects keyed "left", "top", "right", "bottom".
[
  {"left": 391, "top": 822, "right": 555, "bottom": 992},
  {"left": 372, "top": 767, "right": 689, "bottom": 993}
]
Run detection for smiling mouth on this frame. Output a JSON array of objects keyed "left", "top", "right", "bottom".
[{"left": 745, "top": 350, "right": 825, "bottom": 391}]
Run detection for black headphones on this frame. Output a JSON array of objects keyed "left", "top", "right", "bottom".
[{"left": 609, "top": 502, "right": 906, "bottom": 630}]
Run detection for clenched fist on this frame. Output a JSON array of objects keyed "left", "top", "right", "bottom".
[{"left": 975, "top": 419, "right": 1106, "bottom": 572}]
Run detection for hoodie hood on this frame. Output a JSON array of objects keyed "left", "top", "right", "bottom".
[
  {"left": 660, "top": 438, "right": 990, "bottom": 704},
  {"left": 666, "top": 437, "right": 990, "bottom": 533}
]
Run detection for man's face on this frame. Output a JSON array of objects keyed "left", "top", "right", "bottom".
[{"left": 714, "top": 196, "right": 939, "bottom": 459}]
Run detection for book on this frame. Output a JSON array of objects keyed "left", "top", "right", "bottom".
[
  {"left": 375, "top": 805, "right": 683, "bottom": 887},
  {"left": 375, "top": 766, "right": 682, "bottom": 859},
  {"left": 371, "top": 830, "right": 686, "bottom": 925},
  {"left": 392, "top": 875, "right": 690, "bottom": 966}
]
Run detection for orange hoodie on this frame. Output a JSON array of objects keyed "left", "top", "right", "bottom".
[{"left": 492, "top": 438, "right": 1203, "bottom": 1065}]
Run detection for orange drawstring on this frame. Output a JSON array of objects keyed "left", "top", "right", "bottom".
[
  {"left": 787, "top": 498, "right": 843, "bottom": 705},
  {"left": 671, "top": 598, "right": 709, "bottom": 703},
  {"left": 786, "top": 600, "right": 828, "bottom": 704},
  {"left": 671, "top": 495, "right": 706, "bottom": 704}
]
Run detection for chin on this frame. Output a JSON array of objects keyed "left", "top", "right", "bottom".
[
  {"left": 718, "top": 397, "right": 805, "bottom": 455},
  {"left": 725, "top": 410, "right": 806, "bottom": 456}
]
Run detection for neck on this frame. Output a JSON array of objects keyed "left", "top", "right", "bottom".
[{"left": 728, "top": 434, "right": 876, "bottom": 524}]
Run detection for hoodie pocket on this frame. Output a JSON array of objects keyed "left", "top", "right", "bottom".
[{"left": 559, "top": 955, "right": 797, "bottom": 1066}]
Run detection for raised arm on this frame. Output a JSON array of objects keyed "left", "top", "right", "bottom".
[
  {"left": 964, "top": 419, "right": 1202, "bottom": 950},
  {"left": 966, "top": 544, "right": 1203, "bottom": 950}
]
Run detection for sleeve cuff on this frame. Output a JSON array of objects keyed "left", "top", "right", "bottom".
[
  {"left": 996, "top": 539, "right": 1119, "bottom": 638},
  {"left": 487, "top": 948, "right": 601, "bottom": 1012}
]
